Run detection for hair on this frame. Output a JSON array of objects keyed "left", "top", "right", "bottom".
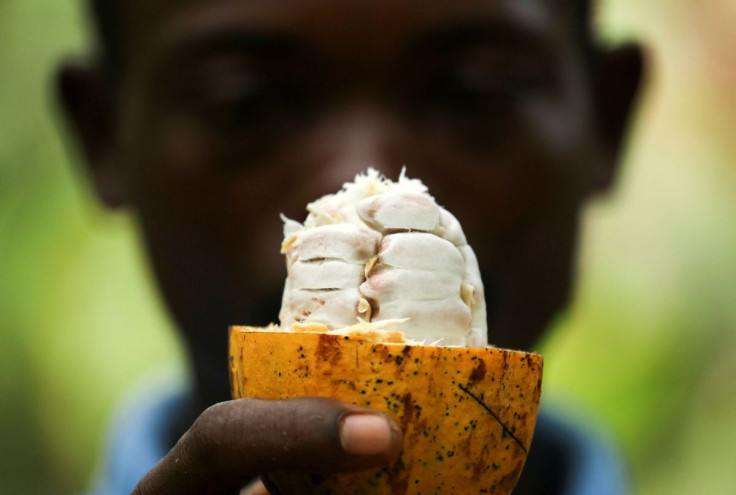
[{"left": 90, "top": 0, "right": 595, "bottom": 75}]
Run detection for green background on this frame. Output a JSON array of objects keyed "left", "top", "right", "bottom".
[{"left": 1, "top": 1, "right": 734, "bottom": 493}]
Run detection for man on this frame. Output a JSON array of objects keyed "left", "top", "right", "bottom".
[{"left": 58, "top": 0, "right": 643, "bottom": 493}]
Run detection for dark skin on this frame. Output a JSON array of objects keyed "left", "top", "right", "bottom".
[{"left": 58, "top": 0, "right": 642, "bottom": 492}]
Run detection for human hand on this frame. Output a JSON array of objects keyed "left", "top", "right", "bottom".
[{"left": 132, "top": 397, "right": 402, "bottom": 495}]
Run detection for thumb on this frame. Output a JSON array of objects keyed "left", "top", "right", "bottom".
[{"left": 133, "top": 397, "right": 402, "bottom": 495}]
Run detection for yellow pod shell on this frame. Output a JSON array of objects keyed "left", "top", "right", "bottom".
[{"left": 229, "top": 327, "right": 543, "bottom": 495}]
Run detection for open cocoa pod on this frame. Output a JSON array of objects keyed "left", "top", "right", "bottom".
[{"left": 229, "top": 327, "right": 543, "bottom": 495}]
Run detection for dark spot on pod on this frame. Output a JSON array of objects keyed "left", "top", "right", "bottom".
[
  {"left": 401, "top": 392, "right": 416, "bottom": 432},
  {"left": 316, "top": 334, "right": 343, "bottom": 366},
  {"left": 471, "top": 460, "right": 484, "bottom": 481},
  {"left": 469, "top": 359, "right": 487, "bottom": 385},
  {"left": 387, "top": 457, "right": 410, "bottom": 494}
]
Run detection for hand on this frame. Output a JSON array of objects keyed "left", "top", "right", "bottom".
[{"left": 132, "top": 397, "right": 402, "bottom": 495}]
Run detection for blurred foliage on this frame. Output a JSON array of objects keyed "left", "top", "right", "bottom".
[
  {"left": 544, "top": 1, "right": 736, "bottom": 493},
  {"left": 0, "top": 2, "right": 183, "bottom": 493},
  {"left": 0, "top": 0, "right": 734, "bottom": 494}
]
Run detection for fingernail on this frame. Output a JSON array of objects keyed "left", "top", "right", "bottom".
[{"left": 340, "top": 414, "right": 394, "bottom": 456}]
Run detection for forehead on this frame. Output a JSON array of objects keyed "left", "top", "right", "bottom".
[{"left": 121, "top": 0, "right": 571, "bottom": 69}]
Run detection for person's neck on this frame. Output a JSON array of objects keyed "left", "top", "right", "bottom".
[
  {"left": 167, "top": 291, "right": 283, "bottom": 447},
  {"left": 165, "top": 352, "right": 233, "bottom": 449}
]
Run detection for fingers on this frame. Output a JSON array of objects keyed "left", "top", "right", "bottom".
[
  {"left": 191, "top": 397, "right": 401, "bottom": 472},
  {"left": 132, "top": 398, "right": 402, "bottom": 495}
]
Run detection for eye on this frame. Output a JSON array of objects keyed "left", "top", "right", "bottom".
[
  {"left": 204, "top": 78, "right": 267, "bottom": 129},
  {"left": 201, "top": 70, "right": 261, "bottom": 108},
  {"left": 428, "top": 48, "right": 542, "bottom": 114},
  {"left": 456, "top": 55, "right": 520, "bottom": 97},
  {"left": 183, "top": 55, "right": 270, "bottom": 129},
  {"left": 203, "top": 75, "right": 266, "bottom": 128}
]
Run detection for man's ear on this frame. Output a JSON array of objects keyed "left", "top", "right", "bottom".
[
  {"left": 56, "top": 61, "right": 128, "bottom": 208},
  {"left": 591, "top": 43, "right": 645, "bottom": 192}
]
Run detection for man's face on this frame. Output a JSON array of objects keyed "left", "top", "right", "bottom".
[{"left": 68, "top": 0, "right": 638, "bottom": 396}]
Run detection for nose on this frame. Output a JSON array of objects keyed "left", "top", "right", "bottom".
[{"left": 295, "top": 101, "right": 411, "bottom": 197}]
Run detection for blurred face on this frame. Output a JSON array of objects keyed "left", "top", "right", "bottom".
[{"left": 65, "top": 0, "right": 640, "bottom": 401}]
